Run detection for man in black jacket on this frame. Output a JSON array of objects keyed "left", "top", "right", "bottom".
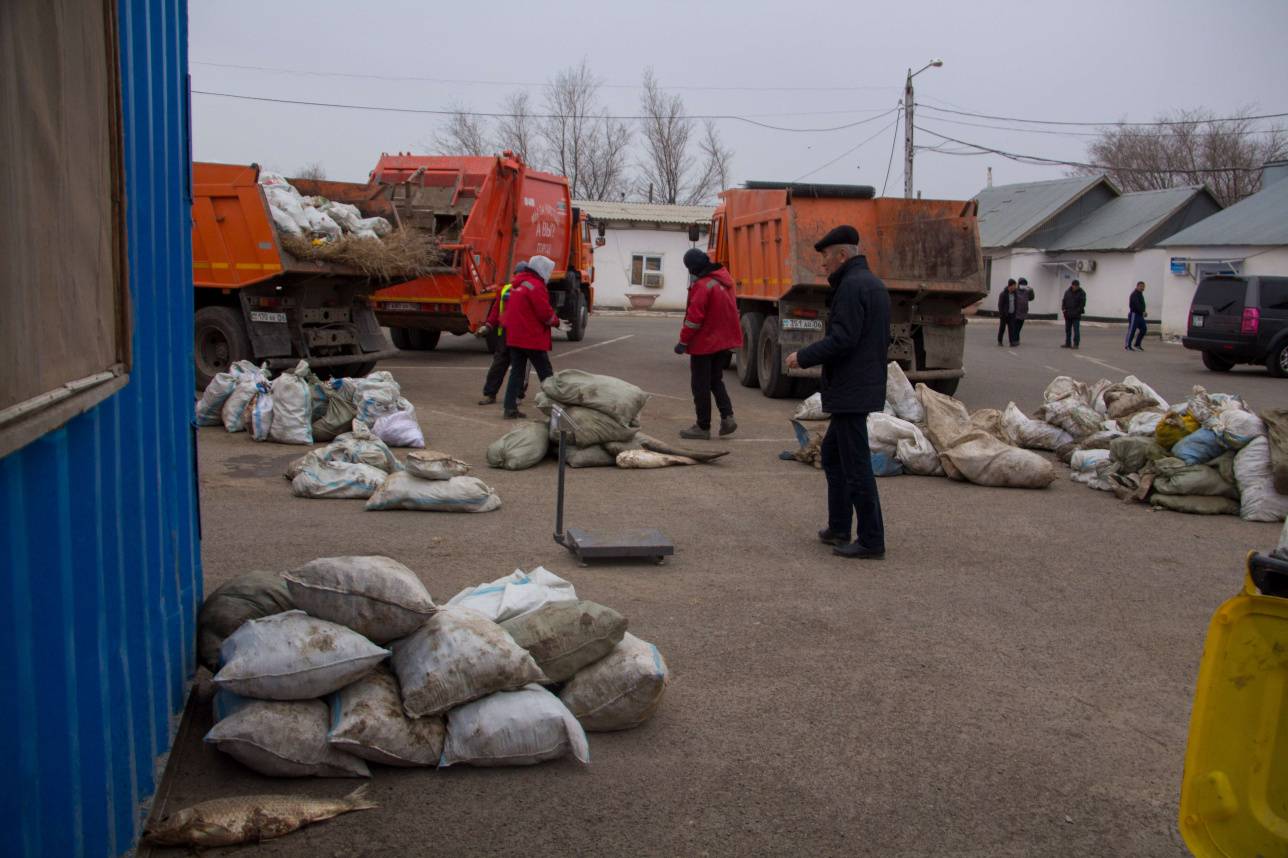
[
  {"left": 1061, "top": 279, "right": 1086, "bottom": 349},
  {"left": 1126, "top": 281, "right": 1147, "bottom": 351},
  {"left": 786, "top": 225, "right": 890, "bottom": 559}
]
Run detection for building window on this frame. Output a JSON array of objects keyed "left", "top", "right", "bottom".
[{"left": 630, "top": 253, "right": 664, "bottom": 288}]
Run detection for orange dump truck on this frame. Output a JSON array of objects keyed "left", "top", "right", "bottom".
[
  {"left": 367, "top": 152, "right": 596, "bottom": 352},
  {"left": 191, "top": 162, "right": 404, "bottom": 386},
  {"left": 709, "top": 182, "right": 986, "bottom": 397}
]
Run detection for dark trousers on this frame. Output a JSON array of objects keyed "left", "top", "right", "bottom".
[
  {"left": 1126, "top": 313, "right": 1147, "bottom": 348},
  {"left": 821, "top": 413, "right": 885, "bottom": 551},
  {"left": 505, "top": 348, "right": 553, "bottom": 412},
  {"left": 1064, "top": 315, "right": 1081, "bottom": 346},
  {"left": 690, "top": 352, "right": 734, "bottom": 429},
  {"left": 483, "top": 339, "right": 511, "bottom": 397},
  {"left": 997, "top": 315, "right": 1010, "bottom": 344}
]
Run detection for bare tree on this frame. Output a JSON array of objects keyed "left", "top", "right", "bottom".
[
  {"left": 637, "top": 68, "right": 693, "bottom": 203},
  {"left": 431, "top": 103, "right": 491, "bottom": 156},
  {"left": 540, "top": 59, "right": 632, "bottom": 200},
  {"left": 295, "top": 161, "right": 327, "bottom": 180},
  {"left": 495, "top": 90, "right": 540, "bottom": 166},
  {"left": 686, "top": 120, "right": 734, "bottom": 205},
  {"left": 1077, "top": 108, "right": 1287, "bottom": 206}
]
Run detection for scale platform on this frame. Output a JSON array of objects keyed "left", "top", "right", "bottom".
[{"left": 560, "top": 527, "right": 674, "bottom": 566}]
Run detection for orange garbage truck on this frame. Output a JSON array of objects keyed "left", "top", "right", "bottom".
[
  {"left": 190, "top": 162, "right": 405, "bottom": 387},
  {"left": 366, "top": 152, "right": 596, "bottom": 352},
  {"left": 708, "top": 182, "right": 986, "bottom": 397}
]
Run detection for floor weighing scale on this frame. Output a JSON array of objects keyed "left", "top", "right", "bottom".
[{"left": 550, "top": 404, "right": 674, "bottom": 565}]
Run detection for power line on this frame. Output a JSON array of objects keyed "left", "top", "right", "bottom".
[
  {"left": 916, "top": 112, "right": 1285, "bottom": 138},
  {"left": 191, "top": 60, "right": 902, "bottom": 93},
  {"left": 917, "top": 103, "right": 1288, "bottom": 128},
  {"left": 881, "top": 106, "right": 903, "bottom": 196},
  {"left": 191, "top": 89, "right": 900, "bottom": 133},
  {"left": 792, "top": 117, "right": 900, "bottom": 182},
  {"left": 914, "top": 126, "right": 1269, "bottom": 173}
]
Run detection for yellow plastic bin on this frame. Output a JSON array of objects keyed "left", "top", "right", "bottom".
[{"left": 1180, "top": 552, "right": 1288, "bottom": 857}]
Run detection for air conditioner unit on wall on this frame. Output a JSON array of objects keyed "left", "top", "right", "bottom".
[
  {"left": 1075, "top": 258, "right": 1097, "bottom": 273},
  {"left": 642, "top": 273, "right": 664, "bottom": 288}
]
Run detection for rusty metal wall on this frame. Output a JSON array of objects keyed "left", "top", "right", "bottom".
[{"left": 0, "top": 0, "right": 200, "bottom": 855}]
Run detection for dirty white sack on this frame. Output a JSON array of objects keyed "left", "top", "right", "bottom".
[
  {"left": 792, "top": 392, "right": 829, "bottom": 422},
  {"left": 441, "top": 684, "right": 589, "bottom": 767},
  {"left": 1234, "top": 437, "right": 1288, "bottom": 522},
  {"left": 284, "top": 555, "right": 436, "bottom": 644},
  {"left": 405, "top": 450, "right": 470, "bottom": 480},
  {"left": 885, "top": 362, "right": 925, "bottom": 423},
  {"left": 447, "top": 567, "right": 577, "bottom": 623},
  {"left": 1001, "top": 402, "right": 1073, "bottom": 451},
  {"left": 559, "top": 633, "right": 670, "bottom": 732},
  {"left": 269, "top": 360, "right": 314, "bottom": 445},
  {"left": 205, "top": 697, "right": 370, "bottom": 778},
  {"left": 327, "top": 667, "right": 444, "bottom": 767},
  {"left": 195, "top": 372, "right": 238, "bottom": 426},
  {"left": 291, "top": 460, "right": 387, "bottom": 500},
  {"left": 371, "top": 400, "right": 425, "bottom": 448},
  {"left": 365, "top": 473, "right": 501, "bottom": 513}
]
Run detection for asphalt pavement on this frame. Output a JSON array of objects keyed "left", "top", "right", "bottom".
[{"left": 154, "top": 313, "right": 1285, "bottom": 857}]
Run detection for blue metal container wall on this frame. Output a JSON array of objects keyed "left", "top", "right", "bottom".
[{"left": 0, "top": 1, "right": 200, "bottom": 855}]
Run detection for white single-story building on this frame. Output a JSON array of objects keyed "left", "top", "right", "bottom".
[
  {"left": 575, "top": 200, "right": 714, "bottom": 311},
  {"left": 1156, "top": 161, "right": 1288, "bottom": 337},
  {"left": 974, "top": 176, "right": 1222, "bottom": 324}
]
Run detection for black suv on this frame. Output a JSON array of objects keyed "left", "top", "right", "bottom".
[{"left": 1183, "top": 275, "right": 1288, "bottom": 377}]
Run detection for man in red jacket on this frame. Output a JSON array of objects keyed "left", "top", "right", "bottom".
[
  {"left": 676, "top": 248, "right": 742, "bottom": 439},
  {"left": 501, "top": 254, "right": 561, "bottom": 418}
]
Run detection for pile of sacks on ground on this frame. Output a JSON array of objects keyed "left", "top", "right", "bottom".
[
  {"left": 196, "top": 361, "right": 425, "bottom": 450},
  {"left": 1023, "top": 376, "right": 1288, "bottom": 522},
  {"left": 260, "top": 171, "right": 391, "bottom": 242},
  {"left": 198, "top": 557, "right": 669, "bottom": 776},
  {"left": 487, "top": 369, "right": 729, "bottom": 471},
  {"left": 786, "top": 362, "right": 1057, "bottom": 489},
  {"left": 284, "top": 430, "right": 500, "bottom": 512}
]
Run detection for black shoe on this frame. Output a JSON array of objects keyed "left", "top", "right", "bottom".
[
  {"left": 1060, "top": 344, "right": 1071, "bottom": 348},
  {"left": 719, "top": 417, "right": 738, "bottom": 437},
  {"left": 832, "top": 541, "right": 885, "bottom": 559},
  {"left": 1073, "top": 344, "right": 1080, "bottom": 349},
  {"left": 818, "top": 529, "right": 848, "bottom": 546},
  {"left": 1134, "top": 346, "right": 1144, "bottom": 351},
  {"left": 996, "top": 341, "right": 1004, "bottom": 347},
  {"left": 503, "top": 409, "right": 526, "bottom": 419},
  {"left": 478, "top": 395, "right": 496, "bottom": 405},
  {"left": 679, "top": 424, "right": 710, "bottom": 440}
]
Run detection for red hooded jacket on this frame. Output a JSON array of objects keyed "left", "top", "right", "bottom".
[
  {"left": 680, "top": 266, "right": 742, "bottom": 355},
  {"left": 501, "top": 270, "right": 559, "bottom": 351}
]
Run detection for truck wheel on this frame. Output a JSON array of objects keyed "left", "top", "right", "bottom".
[
  {"left": 565, "top": 288, "right": 587, "bottom": 342},
  {"left": 1266, "top": 342, "right": 1288, "bottom": 378},
  {"left": 333, "top": 360, "right": 378, "bottom": 379},
  {"left": 757, "top": 316, "right": 794, "bottom": 398},
  {"left": 195, "top": 305, "right": 251, "bottom": 390},
  {"left": 737, "top": 312, "right": 764, "bottom": 388},
  {"left": 411, "top": 329, "right": 440, "bottom": 351},
  {"left": 926, "top": 377, "right": 961, "bottom": 397},
  {"left": 1202, "top": 351, "right": 1234, "bottom": 373}
]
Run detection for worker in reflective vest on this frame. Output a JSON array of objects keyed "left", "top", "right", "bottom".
[{"left": 476, "top": 282, "right": 525, "bottom": 406}]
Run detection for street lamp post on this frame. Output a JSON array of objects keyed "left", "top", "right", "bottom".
[{"left": 904, "top": 58, "right": 943, "bottom": 198}]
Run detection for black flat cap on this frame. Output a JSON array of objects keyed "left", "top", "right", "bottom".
[
  {"left": 814, "top": 224, "right": 860, "bottom": 252},
  {"left": 683, "top": 248, "right": 710, "bottom": 275}
]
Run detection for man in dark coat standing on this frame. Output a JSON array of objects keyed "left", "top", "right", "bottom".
[
  {"left": 1061, "top": 279, "right": 1086, "bottom": 349},
  {"left": 786, "top": 225, "right": 890, "bottom": 559}
]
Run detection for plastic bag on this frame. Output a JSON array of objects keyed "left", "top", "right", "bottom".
[
  {"left": 247, "top": 388, "right": 274, "bottom": 441},
  {"left": 1001, "top": 402, "right": 1073, "bottom": 451},
  {"left": 500, "top": 600, "right": 628, "bottom": 683},
  {"left": 793, "top": 392, "right": 829, "bottom": 422},
  {"left": 291, "top": 460, "right": 388, "bottom": 500},
  {"left": 354, "top": 216, "right": 392, "bottom": 237},
  {"left": 1044, "top": 376, "right": 1090, "bottom": 405},
  {"left": 327, "top": 667, "right": 443, "bottom": 767},
  {"left": 266, "top": 186, "right": 311, "bottom": 230},
  {"left": 1070, "top": 449, "right": 1111, "bottom": 472},
  {"left": 885, "top": 362, "right": 925, "bottom": 423},
  {"left": 447, "top": 567, "right": 578, "bottom": 623},
  {"left": 487, "top": 421, "right": 550, "bottom": 470},
  {"left": 304, "top": 206, "right": 342, "bottom": 239},
  {"left": 871, "top": 451, "right": 904, "bottom": 477},
  {"left": 195, "top": 372, "right": 238, "bottom": 426},
  {"left": 222, "top": 366, "right": 270, "bottom": 432},
  {"left": 365, "top": 473, "right": 501, "bottom": 513},
  {"left": 895, "top": 433, "right": 944, "bottom": 477},
  {"left": 1213, "top": 409, "right": 1266, "bottom": 450},
  {"left": 1127, "top": 410, "right": 1165, "bottom": 437},
  {"left": 267, "top": 360, "right": 314, "bottom": 445},
  {"left": 1040, "top": 397, "right": 1103, "bottom": 440},
  {"left": 540, "top": 370, "right": 650, "bottom": 426},
  {"left": 371, "top": 400, "right": 425, "bottom": 448},
  {"left": 197, "top": 570, "right": 294, "bottom": 673},
  {"left": 213, "top": 610, "right": 389, "bottom": 700},
  {"left": 1124, "top": 375, "right": 1169, "bottom": 412},
  {"left": 205, "top": 697, "right": 370, "bottom": 778},
  {"left": 867, "top": 413, "right": 921, "bottom": 456},
  {"left": 354, "top": 376, "right": 403, "bottom": 425},
  {"left": 441, "top": 684, "right": 589, "bottom": 767},
  {"left": 1171, "top": 428, "right": 1226, "bottom": 465},
  {"left": 391, "top": 606, "right": 547, "bottom": 718},
  {"left": 405, "top": 450, "right": 470, "bottom": 480},
  {"left": 1155, "top": 411, "right": 1200, "bottom": 451},
  {"left": 320, "top": 200, "right": 363, "bottom": 232},
  {"left": 284, "top": 555, "right": 436, "bottom": 644},
  {"left": 1234, "top": 437, "right": 1288, "bottom": 522},
  {"left": 559, "top": 633, "right": 669, "bottom": 732}
]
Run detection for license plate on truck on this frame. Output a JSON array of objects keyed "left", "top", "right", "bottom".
[
  {"left": 249, "top": 311, "right": 286, "bottom": 324},
  {"left": 1192, "top": 315, "right": 1204, "bottom": 327},
  {"left": 782, "top": 318, "right": 823, "bottom": 331},
  {"left": 380, "top": 302, "right": 420, "bottom": 311}
]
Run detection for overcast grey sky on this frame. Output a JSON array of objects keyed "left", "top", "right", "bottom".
[{"left": 190, "top": 0, "right": 1288, "bottom": 201}]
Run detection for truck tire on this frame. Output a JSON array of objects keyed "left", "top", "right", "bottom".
[
  {"left": 926, "top": 377, "right": 961, "bottom": 397},
  {"left": 757, "top": 316, "right": 794, "bottom": 398},
  {"left": 565, "top": 286, "right": 587, "bottom": 342},
  {"left": 391, "top": 327, "right": 414, "bottom": 350},
  {"left": 411, "top": 329, "right": 440, "bottom": 351},
  {"left": 737, "top": 312, "right": 764, "bottom": 388},
  {"left": 195, "top": 305, "right": 252, "bottom": 390},
  {"left": 1202, "top": 351, "right": 1234, "bottom": 373},
  {"left": 333, "top": 360, "right": 378, "bottom": 379}
]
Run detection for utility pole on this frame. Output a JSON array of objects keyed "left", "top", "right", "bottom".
[{"left": 904, "top": 69, "right": 915, "bottom": 199}]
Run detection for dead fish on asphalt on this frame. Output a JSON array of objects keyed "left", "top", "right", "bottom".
[{"left": 142, "top": 785, "right": 376, "bottom": 847}]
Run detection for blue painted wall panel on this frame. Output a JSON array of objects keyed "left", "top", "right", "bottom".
[{"left": 0, "top": 1, "right": 199, "bottom": 855}]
